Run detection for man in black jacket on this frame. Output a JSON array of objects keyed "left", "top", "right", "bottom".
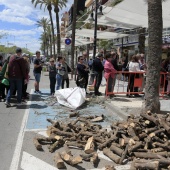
[{"left": 93, "top": 53, "right": 104, "bottom": 96}]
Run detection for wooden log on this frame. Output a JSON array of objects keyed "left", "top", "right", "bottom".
[
  {"left": 91, "top": 115, "right": 104, "bottom": 122},
  {"left": 139, "top": 132, "right": 147, "bottom": 139},
  {"left": 69, "top": 112, "right": 79, "bottom": 118},
  {"left": 159, "top": 118, "right": 170, "bottom": 134},
  {"left": 149, "top": 129, "right": 165, "bottom": 138},
  {"left": 60, "top": 151, "right": 73, "bottom": 165},
  {"left": 49, "top": 139, "right": 64, "bottom": 153},
  {"left": 151, "top": 148, "right": 165, "bottom": 153},
  {"left": 36, "top": 137, "right": 57, "bottom": 145},
  {"left": 65, "top": 142, "right": 84, "bottom": 149},
  {"left": 33, "top": 138, "right": 43, "bottom": 151},
  {"left": 51, "top": 128, "right": 74, "bottom": 137},
  {"left": 90, "top": 152, "right": 98, "bottom": 165},
  {"left": 80, "top": 153, "right": 94, "bottom": 161},
  {"left": 145, "top": 127, "right": 158, "bottom": 134},
  {"left": 128, "top": 141, "right": 143, "bottom": 154},
  {"left": 110, "top": 145, "right": 123, "bottom": 156},
  {"left": 84, "top": 136, "right": 95, "bottom": 154},
  {"left": 140, "top": 113, "right": 159, "bottom": 125},
  {"left": 134, "top": 152, "right": 168, "bottom": 159},
  {"left": 71, "top": 156, "right": 82, "bottom": 165},
  {"left": 103, "top": 148, "right": 120, "bottom": 164},
  {"left": 119, "top": 144, "right": 129, "bottom": 164},
  {"left": 132, "top": 159, "right": 159, "bottom": 170},
  {"left": 54, "top": 152, "right": 66, "bottom": 169},
  {"left": 152, "top": 141, "right": 170, "bottom": 150},
  {"left": 98, "top": 130, "right": 118, "bottom": 150}
]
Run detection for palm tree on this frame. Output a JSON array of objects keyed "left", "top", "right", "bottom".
[
  {"left": 36, "top": 17, "right": 50, "bottom": 55},
  {"left": 52, "top": 0, "right": 68, "bottom": 55},
  {"left": 144, "top": 0, "right": 163, "bottom": 113},
  {"left": 31, "top": 0, "right": 56, "bottom": 58},
  {"left": 46, "top": 25, "right": 53, "bottom": 57}
]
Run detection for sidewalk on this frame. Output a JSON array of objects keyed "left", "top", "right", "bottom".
[{"left": 40, "top": 70, "right": 170, "bottom": 120}]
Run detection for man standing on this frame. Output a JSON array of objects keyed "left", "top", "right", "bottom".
[
  {"left": 93, "top": 53, "right": 104, "bottom": 96},
  {"left": 83, "top": 52, "right": 89, "bottom": 92},
  {"left": 33, "top": 51, "right": 42, "bottom": 94},
  {"left": 5, "top": 48, "right": 27, "bottom": 107}
]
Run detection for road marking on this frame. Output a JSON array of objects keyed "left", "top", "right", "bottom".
[
  {"left": 21, "top": 151, "right": 58, "bottom": 170},
  {"left": 9, "top": 90, "right": 33, "bottom": 170}
]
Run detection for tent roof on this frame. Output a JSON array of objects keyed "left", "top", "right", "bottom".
[
  {"left": 102, "top": 0, "right": 170, "bottom": 28},
  {"left": 71, "top": 28, "right": 128, "bottom": 39}
]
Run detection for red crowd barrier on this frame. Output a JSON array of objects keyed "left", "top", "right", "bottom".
[{"left": 105, "top": 71, "right": 169, "bottom": 98}]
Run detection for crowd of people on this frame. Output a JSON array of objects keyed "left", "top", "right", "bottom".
[{"left": 0, "top": 47, "right": 170, "bottom": 107}]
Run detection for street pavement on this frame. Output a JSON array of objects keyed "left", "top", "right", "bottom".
[{"left": 0, "top": 63, "right": 170, "bottom": 170}]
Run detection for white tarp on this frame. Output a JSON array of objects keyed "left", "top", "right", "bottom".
[
  {"left": 103, "top": 0, "right": 170, "bottom": 28},
  {"left": 55, "top": 87, "right": 86, "bottom": 109}
]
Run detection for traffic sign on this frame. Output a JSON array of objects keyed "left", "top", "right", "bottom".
[{"left": 65, "top": 38, "right": 72, "bottom": 45}]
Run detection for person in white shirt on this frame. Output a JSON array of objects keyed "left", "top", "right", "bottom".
[{"left": 127, "top": 55, "right": 143, "bottom": 97}]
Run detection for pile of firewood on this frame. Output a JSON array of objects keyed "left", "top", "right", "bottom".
[{"left": 33, "top": 111, "right": 170, "bottom": 170}]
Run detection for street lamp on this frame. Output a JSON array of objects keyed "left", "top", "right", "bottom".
[{"left": 92, "top": 0, "right": 103, "bottom": 59}]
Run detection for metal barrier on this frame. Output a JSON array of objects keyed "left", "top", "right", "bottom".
[{"left": 105, "top": 71, "right": 169, "bottom": 97}]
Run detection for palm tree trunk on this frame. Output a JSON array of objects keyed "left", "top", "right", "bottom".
[
  {"left": 55, "top": 6, "right": 61, "bottom": 55},
  {"left": 48, "top": 9, "right": 56, "bottom": 59},
  {"left": 144, "top": 0, "right": 162, "bottom": 113},
  {"left": 71, "top": 0, "right": 78, "bottom": 77},
  {"left": 138, "top": 28, "right": 146, "bottom": 54},
  {"left": 49, "top": 34, "right": 52, "bottom": 57}
]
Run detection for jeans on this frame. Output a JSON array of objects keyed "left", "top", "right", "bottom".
[
  {"left": 6, "top": 78, "right": 23, "bottom": 103},
  {"left": 56, "top": 74, "right": 63, "bottom": 90},
  {"left": 49, "top": 77, "right": 56, "bottom": 94},
  {"left": 94, "top": 72, "right": 102, "bottom": 94}
]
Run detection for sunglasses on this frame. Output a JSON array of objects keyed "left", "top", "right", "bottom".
[
  {"left": 80, "top": 59, "right": 84, "bottom": 60},
  {"left": 50, "top": 61, "right": 54, "bottom": 62}
]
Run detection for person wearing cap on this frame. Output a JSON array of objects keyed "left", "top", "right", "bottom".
[
  {"left": 93, "top": 53, "right": 104, "bottom": 96},
  {"left": 33, "top": 51, "right": 42, "bottom": 94},
  {"left": 5, "top": 48, "right": 27, "bottom": 107}
]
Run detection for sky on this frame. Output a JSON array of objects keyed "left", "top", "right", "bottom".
[{"left": 0, "top": 0, "right": 73, "bottom": 53}]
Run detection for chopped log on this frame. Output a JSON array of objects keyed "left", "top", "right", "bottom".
[
  {"left": 33, "top": 138, "right": 43, "bottom": 151},
  {"left": 54, "top": 152, "right": 66, "bottom": 169},
  {"left": 140, "top": 113, "right": 159, "bottom": 125},
  {"left": 49, "top": 139, "right": 64, "bottom": 153},
  {"left": 134, "top": 152, "right": 168, "bottom": 159},
  {"left": 98, "top": 128, "right": 118, "bottom": 150},
  {"left": 46, "top": 119, "right": 63, "bottom": 130},
  {"left": 51, "top": 128, "right": 74, "bottom": 137},
  {"left": 60, "top": 151, "right": 73, "bottom": 165},
  {"left": 105, "top": 165, "right": 115, "bottom": 170},
  {"left": 65, "top": 142, "right": 84, "bottom": 149},
  {"left": 159, "top": 118, "right": 170, "bottom": 134},
  {"left": 149, "top": 129, "right": 165, "bottom": 138},
  {"left": 132, "top": 159, "right": 159, "bottom": 170},
  {"left": 139, "top": 132, "right": 147, "bottom": 139},
  {"left": 84, "top": 136, "right": 95, "bottom": 154},
  {"left": 110, "top": 145, "right": 123, "bottom": 156},
  {"left": 80, "top": 153, "right": 94, "bottom": 161},
  {"left": 71, "top": 156, "right": 82, "bottom": 165},
  {"left": 145, "top": 127, "right": 158, "bottom": 134},
  {"left": 69, "top": 112, "right": 79, "bottom": 118},
  {"left": 103, "top": 148, "right": 120, "bottom": 164},
  {"left": 152, "top": 141, "right": 170, "bottom": 150},
  {"left": 119, "top": 144, "right": 129, "bottom": 164},
  {"left": 90, "top": 152, "right": 98, "bottom": 164},
  {"left": 151, "top": 148, "right": 165, "bottom": 153},
  {"left": 128, "top": 141, "right": 143, "bottom": 154},
  {"left": 91, "top": 115, "right": 104, "bottom": 122}
]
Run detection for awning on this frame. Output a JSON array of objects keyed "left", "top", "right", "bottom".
[{"left": 102, "top": 0, "right": 170, "bottom": 28}]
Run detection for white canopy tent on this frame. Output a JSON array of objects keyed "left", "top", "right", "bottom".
[
  {"left": 101, "top": 0, "right": 170, "bottom": 28},
  {"left": 71, "top": 28, "right": 128, "bottom": 40}
]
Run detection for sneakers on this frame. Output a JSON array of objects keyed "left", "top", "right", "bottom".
[
  {"left": 34, "top": 90, "right": 41, "bottom": 94},
  {"left": 16, "top": 102, "right": 25, "bottom": 107},
  {"left": 5, "top": 101, "right": 11, "bottom": 107}
]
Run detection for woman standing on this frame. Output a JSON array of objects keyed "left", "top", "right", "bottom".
[
  {"left": 48, "top": 58, "right": 56, "bottom": 95},
  {"left": 128, "top": 55, "right": 143, "bottom": 97},
  {"left": 104, "top": 53, "right": 116, "bottom": 97},
  {"left": 56, "top": 57, "right": 65, "bottom": 90},
  {"left": 76, "top": 56, "right": 89, "bottom": 89}
]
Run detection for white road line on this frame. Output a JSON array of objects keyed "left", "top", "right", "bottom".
[
  {"left": 9, "top": 89, "right": 33, "bottom": 170},
  {"left": 21, "top": 152, "right": 58, "bottom": 170}
]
